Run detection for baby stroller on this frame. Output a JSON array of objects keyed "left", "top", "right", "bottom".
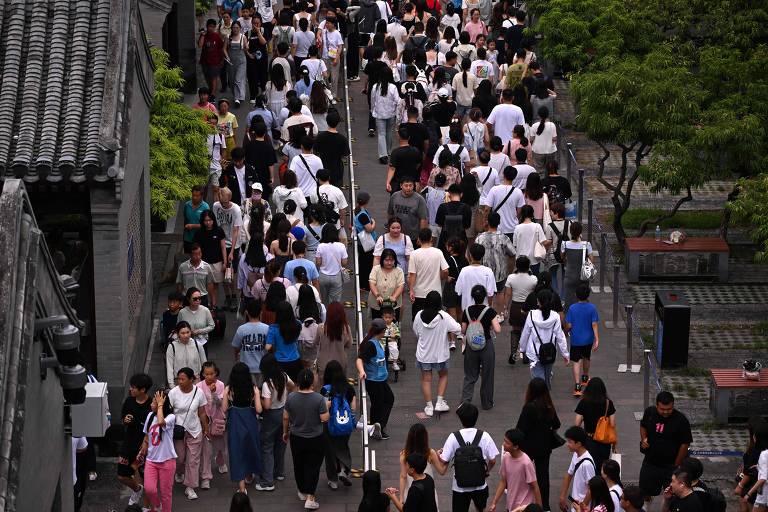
[{"left": 383, "top": 329, "right": 406, "bottom": 382}]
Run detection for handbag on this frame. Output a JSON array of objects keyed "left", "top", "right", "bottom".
[
  {"left": 210, "top": 417, "right": 226, "bottom": 436},
  {"left": 609, "top": 450, "right": 622, "bottom": 469},
  {"left": 534, "top": 239, "right": 547, "bottom": 260},
  {"left": 173, "top": 387, "right": 199, "bottom": 440},
  {"left": 224, "top": 263, "right": 234, "bottom": 283},
  {"left": 579, "top": 242, "right": 597, "bottom": 282},
  {"left": 593, "top": 400, "right": 617, "bottom": 445},
  {"left": 550, "top": 429, "right": 566, "bottom": 449},
  {"left": 358, "top": 229, "right": 376, "bottom": 252}
]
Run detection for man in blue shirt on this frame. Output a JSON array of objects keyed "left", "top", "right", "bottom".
[
  {"left": 282, "top": 240, "right": 320, "bottom": 287},
  {"left": 183, "top": 185, "right": 209, "bottom": 253},
  {"left": 564, "top": 284, "right": 600, "bottom": 397},
  {"left": 231, "top": 300, "right": 269, "bottom": 378}
]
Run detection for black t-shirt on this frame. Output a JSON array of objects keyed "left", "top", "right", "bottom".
[
  {"left": 400, "top": 122, "right": 429, "bottom": 155},
  {"left": 472, "top": 94, "right": 498, "bottom": 119},
  {"left": 523, "top": 73, "right": 555, "bottom": 96},
  {"left": 315, "top": 131, "right": 350, "bottom": 177},
  {"left": 668, "top": 492, "right": 703, "bottom": 512},
  {"left": 523, "top": 289, "right": 564, "bottom": 313},
  {"left": 404, "top": 474, "right": 438, "bottom": 512},
  {"left": 121, "top": 396, "right": 152, "bottom": 450},
  {"left": 446, "top": 254, "right": 468, "bottom": 281},
  {"left": 461, "top": 304, "right": 496, "bottom": 338},
  {"left": 244, "top": 139, "right": 277, "bottom": 193},
  {"left": 161, "top": 310, "right": 179, "bottom": 341},
  {"left": 432, "top": 101, "right": 457, "bottom": 127},
  {"left": 358, "top": 492, "right": 390, "bottom": 512},
  {"left": 390, "top": 146, "right": 423, "bottom": 185},
  {"left": 640, "top": 407, "right": 693, "bottom": 467},
  {"left": 574, "top": 398, "right": 616, "bottom": 435},
  {"left": 364, "top": 60, "right": 389, "bottom": 86},
  {"left": 516, "top": 402, "right": 561, "bottom": 457},
  {"left": 542, "top": 175, "right": 572, "bottom": 202},
  {"left": 247, "top": 31, "right": 269, "bottom": 65},
  {"left": 194, "top": 227, "right": 227, "bottom": 264}
]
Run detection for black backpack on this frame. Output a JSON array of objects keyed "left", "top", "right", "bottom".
[
  {"left": 549, "top": 220, "right": 569, "bottom": 265},
  {"left": 452, "top": 430, "right": 487, "bottom": 488},
  {"left": 441, "top": 144, "right": 464, "bottom": 172},
  {"left": 531, "top": 316, "right": 557, "bottom": 365},
  {"left": 693, "top": 485, "right": 727, "bottom": 512},
  {"left": 442, "top": 213, "right": 465, "bottom": 243}
]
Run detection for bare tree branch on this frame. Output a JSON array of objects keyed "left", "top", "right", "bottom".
[{"left": 637, "top": 187, "right": 694, "bottom": 236}]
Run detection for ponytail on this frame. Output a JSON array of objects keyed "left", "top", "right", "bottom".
[
  {"left": 462, "top": 70, "right": 468, "bottom": 88},
  {"left": 537, "top": 289, "right": 553, "bottom": 321},
  {"left": 536, "top": 106, "right": 549, "bottom": 136}
]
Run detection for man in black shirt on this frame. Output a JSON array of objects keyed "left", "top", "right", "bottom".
[
  {"left": 385, "top": 453, "right": 438, "bottom": 512},
  {"left": 314, "top": 110, "right": 350, "bottom": 186},
  {"left": 219, "top": 147, "right": 260, "bottom": 207},
  {"left": 388, "top": 126, "right": 423, "bottom": 193},
  {"left": 435, "top": 184, "right": 473, "bottom": 251},
  {"left": 662, "top": 468, "right": 703, "bottom": 512},
  {"left": 117, "top": 373, "right": 153, "bottom": 505},
  {"left": 243, "top": 123, "right": 277, "bottom": 199},
  {"left": 400, "top": 106, "right": 429, "bottom": 155},
  {"left": 639, "top": 391, "right": 693, "bottom": 501},
  {"left": 522, "top": 61, "right": 555, "bottom": 96},
  {"left": 504, "top": 10, "right": 527, "bottom": 53},
  {"left": 541, "top": 161, "right": 572, "bottom": 206},
  {"left": 398, "top": 65, "right": 428, "bottom": 102}
]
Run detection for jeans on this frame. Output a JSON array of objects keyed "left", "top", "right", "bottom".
[
  {"left": 145, "top": 458, "right": 176, "bottom": 512},
  {"left": 375, "top": 117, "right": 395, "bottom": 157},
  {"left": 550, "top": 264, "right": 562, "bottom": 296},
  {"left": 531, "top": 361, "right": 554, "bottom": 389},
  {"left": 365, "top": 379, "right": 394, "bottom": 428},
  {"left": 461, "top": 340, "right": 495, "bottom": 409},
  {"left": 319, "top": 272, "right": 343, "bottom": 303},
  {"left": 290, "top": 434, "right": 326, "bottom": 494},
  {"left": 259, "top": 408, "right": 286, "bottom": 485},
  {"left": 174, "top": 431, "right": 203, "bottom": 488}
]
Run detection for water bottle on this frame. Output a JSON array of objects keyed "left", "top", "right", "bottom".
[{"left": 655, "top": 225, "right": 661, "bottom": 242}]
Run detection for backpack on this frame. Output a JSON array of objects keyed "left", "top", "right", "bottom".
[
  {"left": 442, "top": 213, "right": 465, "bottom": 243},
  {"left": 275, "top": 26, "right": 292, "bottom": 47},
  {"left": 693, "top": 485, "right": 727, "bottom": 512},
  {"left": 549, "top": 220, "right": 569, "bottom": 265},
  {"left": 530, "top": 315, "right": 557, "bottom": 365},
  {"left": 441, "top": 144, "right": 464, "bottom": 172},
  {"left": 324, "top": 384, "right": 356, "bottom": 437},
  {"left": 357, "top": 3, "right": 380, "bottom": 34},
  {"left": 298, "top": 318, "right": 319, "bottom": 350},
  {"left": 452, "top": 429, "right": 487, "bottom": 488},
  {"left": 464, "top": 306, "right": 490, "bottom": 351},
  {"left": 316, "top": 191, "right": 341, "bottom": 224}
]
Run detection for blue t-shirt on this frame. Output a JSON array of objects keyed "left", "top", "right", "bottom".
[
  {"left": 566, "top": 301, "right": 599, "bottom": 346},
  {"left": 183, "top": 200, "right": 210, "bottom": 243},
  {"left": 231, "top": 321, "right": 269, "bottom": 373},
  {"left": 283, "top": 258, "right": 320, "bottom": 283},
  {"left": 267, "top": 323, "right": 301, "bottom": 362}
]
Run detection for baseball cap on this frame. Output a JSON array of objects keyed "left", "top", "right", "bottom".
[
  {"left": 371, "top": 318, "right": 387, "bottom": 331},
  {"left": 290, "top": 226, "right": 306, "bottom": 240},
  {"left": 357, "top": 191, "right": 371, "bottom": 204},
  {"left": 437, "top": 87, "right": 449, "bottom": 98},
  {"left": 251, "top": 182, "right": 263, "bottom": 191}
]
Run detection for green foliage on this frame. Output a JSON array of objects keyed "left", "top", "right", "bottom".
[
  {"left": 149, "top": 47, "right": 212, "bottom": 221},
  {"left": 608, "top": 209, "right": 723, "bottom": 230},
  {"left": 728, "top": 173, "right": 768, "bottom": 262},
  {"left": 196, "top": 0, "right": 214, "bottom": 16}
]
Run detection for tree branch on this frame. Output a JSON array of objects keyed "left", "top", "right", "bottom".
[
  {"left": 595, "top": 142, "right": 616, "bottom": 193},
  {"left": 720, "top": 183, "right": 740, "bottom": 240},
  {"left": 637, "top": 187, "right": 694, "bottom": 236}
]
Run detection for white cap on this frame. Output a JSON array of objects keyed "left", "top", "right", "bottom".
[{"left": 437, "top": 87, "right": 449, "bottom": 98}]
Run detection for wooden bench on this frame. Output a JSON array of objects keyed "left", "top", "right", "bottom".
[
  {"left": 710, "top": 369, "right": 768, "bottom": 423},
  {"left": 625, "top": 237, "right": 729, "bottom": 282}
]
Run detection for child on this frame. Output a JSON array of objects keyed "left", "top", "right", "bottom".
[
  {"left": 385, "top": 453, "right": 438, "bottom": 512},
  {"left": 117, "top": 373, "right": 153, "bottom": 506},
  {"left": 423, "top": 173, "right": 449, "bottom": 243},
  {"left": 161, "top": 292, "right": 185, "bottom": 347},
  {"left": 464, "top": 108, "right": 487, "bottom": 161},
  {"left": 382, "top": 306, "right": 402, "bottom": 371},
  {"left": 559, "top": 426, "right": 595, "bottom": 512},
  {"left": 141, "top": 391, "right": 177, "bottom": 512},
  {"left": 489, "top": 429, "right": 541, "bottom": 512},
  {"left": 358, "top": 470, "right": 390, "bottom": 512},
  {"left": 197, "top": 362, "right": 228, "bottom": 488},
  {"left": 564, "top": 284, "right": 600, "bottom": 397},
  {"left": 444, "top": 237, "right": 469, "bottom": 348}
]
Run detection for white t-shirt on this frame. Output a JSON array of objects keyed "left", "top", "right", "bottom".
[
  {"left": 531, "top": 121, "right": 558, "bottom": 154},
  {"left": 455, "top": 264, "right": 497, "bottom": 310},
  {"left": 512, "top": 163, "right": 536, "bottom": 190},
  {"left": 609, "top": 483, "right": 622, "bottom": 512},
  {"left": 289, "top": 153, "right": 324, "bottom": 201},
  {"left": 253, "top": 0, "right": 275, "bottom": 23},
  {"left": 387, "top": 22, "right": 408, "bottom": 53},
  {"left": 168, "top": 386, "right": 208, "bottom": 438},
  {"left": 504, "top": 272, "right": 538, "bottom": 302},
  {"left": 470, "top": 59, "right": 494, "bottom": 82},
  {"left": 143, "top": 413, "right": 178, "bottom": 463},
  {"left": 318, "top": 183, "right": 348, "bottom": 229},
  {"left": 376, "top": 0, "right": 392, "bottom": 21},
  {"left": 563, "top": 240, "right": 593, "bottom": 254},
  {"left": 567, "top": 451, "right": 596, "bottom": 503},
  {"left": 302, "top": 58, "right": 328, "bottom": 82},
  {"left": 440, "top": 428, "right": 499, "bottom": 492},
  {"left": 72, "top": 437, "right": 88, "bottom": 484},
  {"left": 212, "top": 201, "right": 244, "bottom": 247},
  {"left": 261, "top": 375, "right": 294, "bottom": 409},
  {"left": 487, "top": 103, "right": 526, "bottom": 144},
  {"left": 432, "top": 143, "right": 471, "bottom": 169},
  {"left": 408, "top": 247, "right": 449, "bottom": 298},
  {"left": 321, "top": 29, "right": 344, "bottom": 59},
  {"left": 316, "top": 241, "right": 348, "bottom": 275},
  {"left": 293, "top": 30, "right": 316, "bottom": 57},
  {"left": 489, "top": 152, "right": 511, "bottom": 175},
  {"left": 471, "top": 165, "right": 500, "bottom": 202},
  {"left": 440, "top": 14, "right": 461, "bottom": 34},
  {"left": 480, "top": 184, "right": 525, "bottom": 233},
  {"left": 513, "top": 222, "right": 547, "bottom": 264},
  {"left": 207, "top": 134, "right": 225, "bottom": 173}
]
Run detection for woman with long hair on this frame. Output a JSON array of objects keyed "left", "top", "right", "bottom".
[
  {"left": 516, "top": 377, "right": 562, "bottom": 511},
  {"left": 354, "top": 192, "right": 378, "bottom": 291},
  {"left": 356, "top": 319, "right": 392, "bottom": 439},
  {"left": 295, "top": 284, "right": 324, "bottom": 369},
  {"left": 309, "top": 81, "right": 330, "bottom": 131},
  {"left": 295, "top": 65, "right": 314, "bottom": 98},
  {"left": 317, "top": 302, "right": 353, "bottom": 376},
  {"left": 358, "top": 470, "right": 389, "bottom": 512},
  {"left": 561, "top": 221, "right": 595, "bottom": 309},
  {"left": 227, "top": 21, "right": 249, "bottom": 107},
  {"left": 512, "top": 82, "right": 533, "bottom": 125},
  {"left": 425, "top": 16, "right": 439, "bottom": 42},
  {"left": 293, "top": 18, "right": 315, "bottom": 71},
  {"left": 383, "top": 36, "right": 399, "bottom": 69},
  {"left": 463, "top": 8, "right": 487, "bottom": 46},
  {"left": 194, "top": 210, "right": 228, "bottom": 293},
  {"left": 141, "top": 391, "right": 176, "bottom": 512},
  {"left": 530, "top": 78, "right": 556, "bottom": 128},
  {"left": 368, "top": 248, "right": 406, "bottom": 321},
  {"left": 177, "top": 287, "right": 216, "bottom": 349},
  {"left": 585, "top": 476, "right": 615, "bottom": 512},
  {"left": 284, "top": 369, "right": 330, "bottom": 510},
  {"left": 520, "top": 289, "right": 569, "bottom": 389},
  {"left": 398, "top": 423, "right": 440, "bottom": 499},
  {"left": 238, "top": 236, "right": 268, "bottom": 310},
  {"left": 251, "top": 260, "right": 290, "bottom": 312},
  {"left": 316, "top": 224, "right": 348, "bottom": 303},
  {"left": 257, "top": 353, "right": 294, "bottom": 491},
  {"left": 736, "top": 419, "right": 768, "bottom": 511},
  {"left": 282, "top": 124, "right": 306, "bottom": 167},
  {"left": 504, "top": 124, "right": 533, "bottom": 164},
  {"left": 196, "top": 362, "right": 228, "bottom": 487},
  {"left": 575, "top": 377, "right": 616, "bottom": 472},
  {"left": 265, "top": 63, "right": 292, "bottom": 117},
  {"left": 525, "top": 172, "right": 548, "bottom": 225},
  {"left": 512, "top": 204, "right": 549, "bottom": 275},
  {"left": 452, "top": 57, "right": 477, "bottom": 120},
  {"left": 530, "top": 105, "right": 558, "bottom": 172},
  {"left": 303, "top": 205, "right": 328, "bottom": 262},
  {"left": 165, "top": 320, "right": 206, "bottom": 389},
  {"left": 370, "top": 67, "right": 400, "bottom": 164},
  {"left": 438, "top": 25, "right": 458, "bottom": 54},
  {"left": 321, "top": 360, "right": 357, "bottom": 489},
  {"left": 222, "top": 362, "right": 263, "bottom": 494},
  {"left": 266, "top": 301, "right": 303, "bottom": 379},
  {"left": 269, "top": 217, "right": 295, "bottom": 269},
  {"left": 459, "top": 173, "right": 481, "bottom": 242}
]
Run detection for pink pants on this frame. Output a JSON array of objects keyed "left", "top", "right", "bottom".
[
  {"left": 174, "top": 431, "right": 203, "bottom": 488},
  {"left": 201, "top": 434, "right": 228, "bottom": 480},
  {"left": 144, "top": 458, "right": 176, "bottom": 512}
]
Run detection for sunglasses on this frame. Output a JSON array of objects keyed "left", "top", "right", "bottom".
[{"left": 191, "top": 296, "right": 202, "bottom": 301}]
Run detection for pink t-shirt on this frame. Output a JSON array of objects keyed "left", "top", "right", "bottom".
[{"left": 499, "top": 451, "right": 537, "bottom": 510}]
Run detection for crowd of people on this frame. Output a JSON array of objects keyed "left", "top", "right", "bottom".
[{"left": 96, "top": 0, "right": 749, "bottom": 511}]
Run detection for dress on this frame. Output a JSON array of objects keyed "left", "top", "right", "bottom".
[
  {"left": 266, "top": 81, "right": 291, "bottom": 118},
  {"left": 563, "top": 241, "right": 591, "bottom": 309},
  {"left": 227, "top": 395, "right": 262, "bottom": 482}
]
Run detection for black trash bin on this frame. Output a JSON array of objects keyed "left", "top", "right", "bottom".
[{"left": 653, "top": 290, "right": 691, "bottom": 368}]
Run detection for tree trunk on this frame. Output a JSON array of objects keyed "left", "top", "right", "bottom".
[
  {"left": 596, "top": 142, "right": 637, "bottom": 246},
  {"left": 637, "top": 187, "right": 693, "bottom": 237},
  {"left": 719, "top": 183, "right": 739, "bottom": 240}
]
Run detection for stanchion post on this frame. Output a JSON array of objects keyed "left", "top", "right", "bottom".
[
  {"left": 612, "top": 264, "right": 620, "bottom": 324},
  {"left": 577, "top": 169, "right": 585, "bottom": 223},
  {"left": 566, "top": 142, "right": 573, "bottom": 182},
  {"left": 625, "top": 305, "right": 633, "bottom": 369},
  {"left": 599, "top": 233, "right": 607, "bottom": 292},
  {"left": 643, "top": 350, "right": 651, "bottom": 410},
  {"left": 587, "top": 199, "right": 593, "bottom": 243}
]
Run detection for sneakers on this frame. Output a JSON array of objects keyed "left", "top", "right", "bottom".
[
  {"left": 424, "top": 402, "right": 434, "bottom": 417},
  {"left": 435, "top": 398, "right": 450, "bottom": 412},
  {"left": 305, "top": 497, "right": 320, "bottom": 509},
  {"left": 298, "top": 491, "right": 308, "bottom": 501},
  {"left": 218, "top": 464, "right": 229, "bottom": 474},
  {"left": 185, "top": 487, "right": 199, "bottom": 500},
  {"left": 379, "top": 429, "right": 390, "bottom": 440},
  {"left": 581, "top": 374, "right": 590, "bottom": 384},
  {"left": 508, "top": 353, "right": 516, "bottom": 365},
  {"left": 339, "top": 470, "right": 352, "bottom": 487},
  {"left": 254, "top": 483, "right": 275, "bottom": 491},
  {"left": 370, "top": 422, "right": 383, "bottom": 439},
  {"left": 201, "top": 479, "right": 211, "bottom": 490},
  {"left": 128, "top": 485, "right": 144, "bottom": 505},
  {"left": 573, "top": 384, "right": 583, "bottom": 397},
  {"left": 348, "top": 75, "right": 361, "bottom": 82},
  {"left": 450, "top": 340, "right": 456, "bottom": 351},
  {"left": 174, "top": 473, "right": 185, "bottom": 484},
  {"left": 234, "top": 100, "right": 241, "bottom": 108},
  {"left": 393, "top": 362, "right": 400, "bottom": 371},
  {"left": 368, "top": 129, "right": 375, "bottom": 137},
  {"left": 328, "top": 480, "right": 339, "bottom": 490}
]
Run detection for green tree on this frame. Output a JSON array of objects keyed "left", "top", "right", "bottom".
[
  {"left": 729, "top": 174, "right": 768, "bottom": 262},
  {"left": 149, "top": 48, "right": 211, "bottom": 220}
]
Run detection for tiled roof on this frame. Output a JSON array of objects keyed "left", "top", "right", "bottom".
[{"left": 0, "top": 0, "right": 114, "bottom": 183}]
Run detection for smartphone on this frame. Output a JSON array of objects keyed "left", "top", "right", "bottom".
[{"left": 567, "top": 495, "right": 577, "bottom": 504}]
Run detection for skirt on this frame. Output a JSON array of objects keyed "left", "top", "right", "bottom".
[
  {"left": 507, "top": 300, "right": 527, "bottom": 333},
  {"left": 227, "top": 406, "right": 263, "bottom": 482}
]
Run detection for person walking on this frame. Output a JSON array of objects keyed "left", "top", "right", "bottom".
[
  {"left": 197, "top": 362, "right": 228, "bottom": 489},
  {"left": 193, "top": 211, "right": 227, "bottom": 301},
  {"left": 316, "top": 302, "right": 353, "bottom": 377},
  {"left": 222, "top": 362, "right": 263, "bottom": 494},
  {"left": 373, "top": 217, "right": 414, "bottom": 277},
  {"left": 530, "top": 106, "right": 558, "bottom": 172},
  {"left": 520, "top": 289, "right": 570, "bottom": 389},
  {"left": 257, "top": 353, "right": 294, "bottom": 491},
  {"left": 371, "top": 68, "right": 400, "bottom": 164},
  {"left": 316, "top": 224, "right": 349, "bottom": 303},
  {"left": 354, "top": 192, "right": 378, "bottom": 290},
  {"left": 176, "top": 243, "right": 217, "bottom": 308},
  {"left": 177, "top": 287, "right": 216, "bottom": 348},
  {"left": 460, "top": 285, "right": 501, "bottom": 409},
  {"left": 408, "top": 229, "right": 450, "bottom": 321},
  {"left": 140, "top": 391, "right": 177, "bottom": 512},
  {"left": 516, "top": 377, "right": 562, "bottom": 512},
  {"left": 284, "top": 369, "right": 330, "bottom": 510},
  {"left": 561, "top": 221, "right": 594, "bottom": 310},
  {"left": 117, "top": 374, "right": 153, "bottom": 507},
  {"left": 504, "top": 256, "right": 539, "bottom": 365},
  {"left": 474, "top": 212, "right": 515, "bottom": 317},
  {"left": 321, "top": 360, "right": 357, "bottom": 490},
  {"left": 512, "top": 205, "right": 549, "bottom": 275},
  {"left": 226, "top": 22, "right": 249, "bottom": 107},
  {"left": 488, "top": 428, "right": 542, "bottom": 512},
  {"left": 266, "top": 302, "right": 303, "bottom": 381},
  {"left": 356, "top": 319, "right": 393, "bottom": 440},
  {"left": 168, "top": 367, "right": 209, "bottom": 501},
  {"left": 369, "top": 248, "right": 406, "bottom": 321},
  {"left": 559, "top": 426, "right": 597, "bottom": 512},
  {"left": 399, "top": 424, "right": 441, "bottom": 501},
  {"left": 565, "top": 285, "right": 600, "bottom": 396},
  {"left": 574, "top": 377, "right": 616, "bottom": 473},
  {"left": 413, "top": 291, "right": 461, "bottom": 417},
  {"left": 165, "top": 321, "right": 206, "bottom": 388}
]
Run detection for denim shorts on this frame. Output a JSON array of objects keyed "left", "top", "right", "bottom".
[{"left": 416, "top": 360, "right": 449, "bottom": 371}]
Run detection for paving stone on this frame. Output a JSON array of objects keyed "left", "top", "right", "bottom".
[{"left": 630, "top": 283, "right": 768, "bottom": 305}]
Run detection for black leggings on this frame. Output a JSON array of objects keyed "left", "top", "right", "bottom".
[
  {"left": 290, "top": 434, "right": 325, "bottom": 494},
  {"left": 532, "top": 453, "right": 552, "bottom": 511},
  {"left": 365, "top": 379, "right": 394, "bottom": 429}
]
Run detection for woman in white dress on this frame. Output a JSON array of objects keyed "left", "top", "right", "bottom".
[{"left": 399, "top": 423, "right": 440, "bottom": 505}]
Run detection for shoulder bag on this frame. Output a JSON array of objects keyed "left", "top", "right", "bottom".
[
  {"left": 173, "top": 387, "right": 199, "bottom": 440},
  {"left": 579, "top": 241, "right": 597, "bottom": 282},
  {"left": 492, "top": 186, "right": 516, "bottom": 214},
  {"left": 593, "top": 400, "right": 617, "bottom": 445}
]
